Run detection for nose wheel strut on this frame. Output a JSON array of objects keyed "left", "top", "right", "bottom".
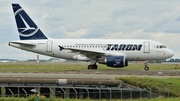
[{"left": 144, "top": 61, "right": 149, "bottom": 71}]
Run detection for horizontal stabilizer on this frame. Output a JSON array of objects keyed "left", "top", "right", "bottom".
[{"left": 9, "top": 41, "right": 36, "bottom": 46}]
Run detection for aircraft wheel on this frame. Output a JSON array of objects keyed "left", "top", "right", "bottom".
[
  {"left": 144, "top": 66, "right": 149, "bottom": 71},
  {"left": 88, "top": 65, "right": 98, "bottom": 69},
  {"left": 88, "top": 65, "right": 93, "bottom": 69},
  {"left": 93, "top": 65, "right": 98, "bottom": 69}
]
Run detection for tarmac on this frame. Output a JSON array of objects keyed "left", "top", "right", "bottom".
[{"left": 0, "top": 70, "right": 179, "bottom": 80}]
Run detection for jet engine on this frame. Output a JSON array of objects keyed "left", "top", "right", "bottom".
[{"left": 99, "top": 56, "right": 128, "bottom": 68}]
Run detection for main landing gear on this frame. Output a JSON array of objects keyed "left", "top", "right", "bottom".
[
  {"left": 88, "top": 64, "right": 98, "bottom": 69},
  {"left": 144, "top": 61, "right": 149, "bottom": 71}
]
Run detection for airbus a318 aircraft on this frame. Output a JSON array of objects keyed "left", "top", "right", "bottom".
[{"left": 9, "top": 4, "right": 174, "bottom": 71}]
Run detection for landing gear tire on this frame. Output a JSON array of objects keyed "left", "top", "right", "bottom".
[
  {"left": 144, "top": 60, "right": 149, "bottom": 71},
  {"left": 93, "top": 65, "right": 98, "bottom": 69},
  {"left": 144, "top": 66, "right": 149, "bottom": 71},
  {"left": 88, "top": 65, "right": 92, "bottom": 69},
  {"left": 88, "top": 65, "right": 98, "bottom": 70}
]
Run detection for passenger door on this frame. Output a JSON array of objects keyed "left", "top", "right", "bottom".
[
  {"left": 144, "top": 41, "right": 150, "bottom": 53},
  {"left": 46, "top": 41, "right": 53, "bottom": 52}
]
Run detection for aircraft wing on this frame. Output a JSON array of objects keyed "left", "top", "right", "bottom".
[
  {"left": 59, "top": 46, "right": 124, "bottom": 60},
  {"left": 68, "top": 48, "right": 105, "bottom": 56}
]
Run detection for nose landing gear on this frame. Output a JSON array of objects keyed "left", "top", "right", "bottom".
[{"left": 144, "top": 61, "right": 149, "bottom": 71}]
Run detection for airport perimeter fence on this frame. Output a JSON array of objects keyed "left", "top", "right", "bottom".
[{"left": 0, "top": 85, "right": 170, "bottom": 100}]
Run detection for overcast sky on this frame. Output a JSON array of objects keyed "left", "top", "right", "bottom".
[{"left": 0, "top": 0, "right": 180, "bottom": 60}]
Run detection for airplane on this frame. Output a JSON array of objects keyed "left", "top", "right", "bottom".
[{"left": 9, "top": 4, "right": 174, "bottom": 71}]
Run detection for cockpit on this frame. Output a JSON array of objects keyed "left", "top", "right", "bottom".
[{"left": 156, "top": 45, "right": 166, "bottom": 49}]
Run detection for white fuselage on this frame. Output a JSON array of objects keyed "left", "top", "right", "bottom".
[{"left": 9, "top": 39, "right": 174, "bottom": 62}]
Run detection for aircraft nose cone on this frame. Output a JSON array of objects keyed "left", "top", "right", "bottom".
[{"left": 167, "top": 49, "right": 174, "bottom": 58}]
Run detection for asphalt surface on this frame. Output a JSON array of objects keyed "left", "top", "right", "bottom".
[{"left": 0, "top": 70, "right": 179, "bottom": 80}]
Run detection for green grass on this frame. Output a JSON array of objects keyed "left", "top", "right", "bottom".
[
  {"left": 116, "top": 76, "right": 180, "bottom": 97},
  {"left": 0, "top": 62, "right": 179, "bottom": 72},
  {"left": 0, "top": 62, "right": 180, "bottom": 100}
]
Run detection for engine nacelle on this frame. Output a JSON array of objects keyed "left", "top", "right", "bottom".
[{"left": 99, "top": 56, "right": 128, "bottom": 68}]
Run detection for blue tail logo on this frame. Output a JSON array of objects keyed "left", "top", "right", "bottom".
[{"left": 12, "top": 4, "right": 47, "bottom": 40}]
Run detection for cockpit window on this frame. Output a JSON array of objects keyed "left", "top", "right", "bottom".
[{"left": 156, "top": 45, "right": 166, "bottom": 48}]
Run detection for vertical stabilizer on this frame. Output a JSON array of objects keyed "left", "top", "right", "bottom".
[{"left": 12, "top": 4, "right": 48, "bottom": 40}]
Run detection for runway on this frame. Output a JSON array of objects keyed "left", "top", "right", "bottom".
[{"left": 0, "top": 70, "right": 179, "bottom": 79}]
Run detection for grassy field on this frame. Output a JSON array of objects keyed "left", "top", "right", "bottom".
[
  {"left": 116, "top": 77, "right": 180, "bottom": 97},
  {"left": 0, "top": 62, "right": 180, "bottom": 101},
  {"left": 0, "top": 62, "right": 179, "bottom": 72}
]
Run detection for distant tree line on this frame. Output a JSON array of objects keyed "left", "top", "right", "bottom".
[
  {"left": 167, "top": 58, "right": 180, "bottom": 62},
  {"left": 155, "top": 58, "right": 180, "bottom": 63},
  {"left": 1, "top": 58, "right": 180, "bottom": 63}
]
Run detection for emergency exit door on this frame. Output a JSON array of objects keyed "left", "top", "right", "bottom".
[
  {"left": 46, "top": 41, "right": 53, "bottom": 52},
  {"left": 144, "top": 41, "right": 150, "bottom": 53}
]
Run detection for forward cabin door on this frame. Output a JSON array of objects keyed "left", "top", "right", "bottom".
[
  {"left": 46, "top": 41, "right": 53, "bottom": 52},
  {"left": 144, "top": 41, "right": 150, "bottom": 53}
]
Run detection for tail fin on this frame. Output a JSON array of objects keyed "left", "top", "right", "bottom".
[{"left": 12, "top": 4, "right": 48, "bottom": 40}]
